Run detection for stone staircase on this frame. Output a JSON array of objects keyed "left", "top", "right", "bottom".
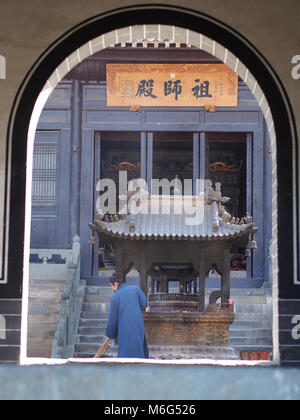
[
  {"left": 228, "top": 289, "right": 273, "bottom": 358},
  {"left": 74, "top": 286, "right": 116, "bottom": 358},
  {"left": 74, "top": 286, "right": 273, "bottom": 359}
]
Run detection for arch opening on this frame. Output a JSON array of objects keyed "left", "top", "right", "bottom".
[{"left": 1, "top": 6, "right": 294, "bottom": 365}]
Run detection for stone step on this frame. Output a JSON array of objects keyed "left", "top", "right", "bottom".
[
  {"left": 73, "top": 350, "right": 117, "bottom": 358},
  {"left": 234, "top": 312, "right": 270, "bottom": 321},
  {"left": 79, "top": 319, "right": 108, "bottom": 328},
  {"left": 230, "top": 320, "right": 272, "bottom": 329},
  {"left": 233, "top": 296, "right": 267, "bottom": 304},
  {"left": 82, "top": 302, "right": 110, "bottom": 312},
  {"left": 230, "top": 336, "right": 273, "bottom": 346},
  {"left": 77, "top": 335, "right": 107, "bottom": 344},
  {"left": 229, "top": 328, "right": 272, "bottom": 338},
  {"left": 85, "top": 286, "right": 114, "bottom": 296},
  {"left": 73, "top": 344, "right": 118, "bottom": 358},
  {"left": 79, "top": 327, "right": 107, "bottom": 336},
  {"left": 75, "top": 343, "right": 110, "bottom": 354},
  {"left": 234, "top": 303, "right": 268, "bottom": 313},
  {"left": 232, "top": 344, "right": 273, "bottom": 352},
  {"left": 84, "top": 295, "right": 111, "bottom": 303},
  {"left": 73, "top": 353, "right": 114, "bottom": 358},
  {"left": 81, "top": 311, "right": 109, "bottom": 319}
]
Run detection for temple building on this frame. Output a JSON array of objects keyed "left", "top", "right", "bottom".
[
  {"left": 30, "top": 42, "right": 272, "bottom": 291},
  {"left": 28, "top": 41, "right": 274, "bottom": 359}
]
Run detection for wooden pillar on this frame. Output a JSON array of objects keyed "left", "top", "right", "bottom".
[
  {"left": 147, "top": 132, "right": 153, "bottom": 193},
  {"left": 70, "top": 80, "right": 82, "bottom": 239},
  {"left": 193, "top": 132, "right": 209, "bottom": 194},
  {"left": 92, "top": 133, "right": 101, "bottom": 278},
  {"left": 263, "top": 125, "right": 273, "bottom": 284},
  {"left": 79, "top": 128, "right": 94, "bottom": 279},
  {"left": 140, "top": 132, "right": 147, "bottom": 182},
  {"left": 193, "top": 133, "right": 200, "bottom": 194},
  {"left": 200, "top": 132, "right": 210, "bottom": 180},
  {"left": 193, "top": 277, "right": 198, "bottom": 294},
  {"left": 246, "top": 133, "right": 253, "bottom": 279},
  {"left": 252, "top": 124, "right": 265, "bottom": 284}
]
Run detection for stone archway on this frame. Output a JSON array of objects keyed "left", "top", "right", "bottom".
[
  {"left": 1, "top": 5, "right": 294, "bottom": 364},
  {"left": 23, "top": 23, "right": 280, "bottom": 361}
]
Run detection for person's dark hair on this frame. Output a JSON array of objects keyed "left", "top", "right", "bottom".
[{"left": 109, "top": 275, "right": 122, "bottom": 285}]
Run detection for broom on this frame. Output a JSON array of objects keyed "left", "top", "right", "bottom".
[{"left": 94, "top": 337, "right": 112, "bottom": 358}]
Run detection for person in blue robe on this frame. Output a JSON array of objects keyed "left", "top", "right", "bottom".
[{"left": 106, "top": 278, "right": 149, "bottom": 359}]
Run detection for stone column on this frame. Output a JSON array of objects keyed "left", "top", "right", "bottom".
[
  {"left": 151, "top": 278, "right": 155, "bottom": 294},
  {"left": 198, "top": 260, "right": 206, "bottom": 312},
  {"left": 193, "top": 277, "right": 198, "bottom": 294},
  {"left": 221, "top": 245, "right": 232, "bottom": 305}
]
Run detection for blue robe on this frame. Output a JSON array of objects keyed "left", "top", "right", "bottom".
[{"left": 106, "top": 284, "right": 149, "bottom": 358}]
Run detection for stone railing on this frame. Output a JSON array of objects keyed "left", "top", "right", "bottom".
[
  {"left": 30, "top": 236, "right": 85, "bottom": 359},
  {"left": 47, "top": 236, "right": 85, "bottom": 359},
  {"left": 28, "top": 238, "right": 85, "bottom": 358},
  {"left": 30, "top": 243, "right": 79, "bottom": 280}
]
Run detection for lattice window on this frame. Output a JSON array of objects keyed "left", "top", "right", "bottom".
[{"left": 32, "top": 143, "right": 57, "bottom": 207}]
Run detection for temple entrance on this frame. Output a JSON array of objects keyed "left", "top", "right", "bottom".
[
  {"left": 152, "top": 133, "right": 194, "bottom": 192},
  {"left": 92, "top": 129, "right": 255, "bottom": 286},
  {"left": 19, "top": 16, "right": 289, "bottom": 363}
]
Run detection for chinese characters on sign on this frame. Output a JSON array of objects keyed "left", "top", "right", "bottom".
[
  {"left": 163, "top": 80, "right": 182, "bottom": 101},
  {"left": 192, "top": 80, "right": 212, "bottom": 99},
  {"left": 136, "top": 79, "right": 158, "bottom": 99},
  {"left": 107, "top": 64, "right": 238, "bottom": 107}
]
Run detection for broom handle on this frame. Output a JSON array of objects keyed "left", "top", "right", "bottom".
[{"left": 94, "top": 337, "right": 112, "bottom": 358}]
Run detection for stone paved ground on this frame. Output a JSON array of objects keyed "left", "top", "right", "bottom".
[{"left": 0, "top": 364, "right": 299, "bottom": 400}]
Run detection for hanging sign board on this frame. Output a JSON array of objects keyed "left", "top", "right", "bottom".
[{"left": 107, "top": 63, "right": 238, "bottom": 107}]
